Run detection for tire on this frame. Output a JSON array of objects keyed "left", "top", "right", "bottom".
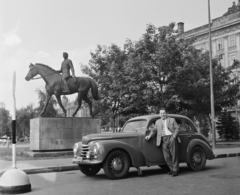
[
  {"left": 103, "top": 150, "right": 130, "bottom": 179},
  {"left": 187, "top": 146, "right": 206, "bottom": 171},
  {"left": 78, "top": 165, "right": 101, "bottom": 176}
]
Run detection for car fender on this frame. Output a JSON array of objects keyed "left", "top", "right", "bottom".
[
  {"left": 186, "top": 139, "right": 215, "bottom": 163},
  {"left": 95, "top": 140, "right": 145, "bottom": 167}
]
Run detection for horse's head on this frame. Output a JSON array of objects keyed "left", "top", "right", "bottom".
[{"left": 25, "top": 63, "right": 38, "bottom": 81}]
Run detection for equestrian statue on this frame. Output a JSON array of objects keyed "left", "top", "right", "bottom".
[{"left": 25, "top": 52, "right": 99, "bottom": 117}]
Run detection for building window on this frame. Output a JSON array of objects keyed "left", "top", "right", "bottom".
[
  {"left": 195, "top": 44, "right": 200, "bottom": 50},
  {"left": 195, "top": 43, "right": 207, "bottom": 51},
  {"left": 217, "top": 39, "right": 224, "bottom": 50},
  {"left": 228, "top": 35, "right": 236, "bottom": 47},
  {"left": 229, "top": 52, "right": 237, "bottom": 66}
]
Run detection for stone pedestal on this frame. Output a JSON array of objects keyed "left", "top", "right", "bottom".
[{"left": 30, "top": 117, "right": 101, "bottom": 151}]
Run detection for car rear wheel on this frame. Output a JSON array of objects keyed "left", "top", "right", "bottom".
[
  {"left": 187, "top": 146, "right": 206, "bottom": 171},
  {"left": 78, "top": 165, "right": 101, "bottom": 176},
  {"left": 103, "top": 150, "right": 130, "bottom": 179}
]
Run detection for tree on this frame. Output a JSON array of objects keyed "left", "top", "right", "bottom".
[
  {"left": 34, "top": 88, "right": 58, "bottom": 117},
  {"left": 124, "top": 23, "right": 240, "bottom": 133},
  {"left": 61, "top": 95, "right": 69, "bottom": 108},
  {"left": 81, "top": 44, "right": 128, "bottom": 127},
  {"left": 216, "top": 109, "right": 239, "bottom": 141},
  {"left": 16, "top": 104, "right": 36, "bottom": 138},
  {"left": 82, "top": 22, "right": 240, "bottom": 132},
  {"left": 123, "top": 23, "right": 197, "bottom": 113},
  {"left": 0, "top": 103, "right": 11, "bottom": 137}
]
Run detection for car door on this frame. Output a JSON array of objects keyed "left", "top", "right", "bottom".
[
  {"left": 142, "top": 118, "right": 165, "bottom": 164},
  {"left": 177, "top": 118, "right": 192, "bottom": 162}
]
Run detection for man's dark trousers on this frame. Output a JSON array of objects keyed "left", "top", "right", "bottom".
[{"left": 162, "top": 135, "right": 179, "bottom": 172}]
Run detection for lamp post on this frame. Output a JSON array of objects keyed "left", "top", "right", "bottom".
[{"left": 208, "top": 0, "right": 216, "bottom": 148}]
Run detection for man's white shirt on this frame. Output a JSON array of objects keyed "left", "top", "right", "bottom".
[{"left": 162, "top": 119, "right": 173, "bottom": 136}]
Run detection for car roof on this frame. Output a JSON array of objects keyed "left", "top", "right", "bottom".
[{"left": 127, "top": 114, "right": 192, "bottom": 122}]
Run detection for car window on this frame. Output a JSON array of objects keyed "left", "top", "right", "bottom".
[
  {"left": 123, "top": 120, "right": 147, "bottom": 132},
  {"left": 185, "top": 120, "right": 195, "bottom": 132},
  {"left": 175, "top": 118, "right": 186, "bottom": 132},
  {"left": 148, "top": 118, "right": 159, "bottom": 129}
]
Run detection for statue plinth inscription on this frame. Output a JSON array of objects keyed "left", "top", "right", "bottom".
[{"left": 30, "top": 117, "right": 101, "bottom": 151}]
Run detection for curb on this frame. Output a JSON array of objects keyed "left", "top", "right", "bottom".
[
  {"left": 20, "top": 151, "right": 73, "bottom": 158},
  {"left": 214, "top": 153, "right": 240, "bottom": 158},
  {"left": 0, "top": 165, "right": 79, "bottom": 177}
]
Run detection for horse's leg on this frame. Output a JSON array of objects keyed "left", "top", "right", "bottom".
[
  {"left": 39, "top": 93, "right": 52, "bottom": 117},
  {"left": 55, "top": 94, "right": 67, "bottom": 117},
  {"left": 72, "top": 93, "right": 82, "bottom": 117},
  {"left": 83, "top": 96, "right": 93, "bottom": 118}
]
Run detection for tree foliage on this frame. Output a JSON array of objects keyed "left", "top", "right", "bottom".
[
  {"left": 216, "top": 109, "right": 239, "bottom": 141},
  {"left": 81, "top": 44, "right": 128, "bottom": 127},
  {"left": 16, "top": 104, "right": 36, "bottom": 138},
  {"left": 0, "top": 103, "right": 11, "bottom": 137},
  {"left": 34, "top": 88, "right": 58, "bottom": 117},
  {"left": 124, "top": 23, "right": 183, "bottom": 110},
  {"left": 81, "top": 23, "right": 240, "bottom": 131}
]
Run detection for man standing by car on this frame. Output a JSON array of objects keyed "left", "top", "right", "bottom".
[{"left": 145, "top": 107, "right": 180, "bottom": 176}]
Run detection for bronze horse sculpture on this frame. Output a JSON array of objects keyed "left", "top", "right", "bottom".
[{"left": 25, "top": 63, "right": 99, "bottom": 117}]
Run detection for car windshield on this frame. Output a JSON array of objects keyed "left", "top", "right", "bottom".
[{"left": 123, "top": 120, "right": 147, "bottom": 132}]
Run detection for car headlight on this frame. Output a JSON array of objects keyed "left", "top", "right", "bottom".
[
  {"left": 92, "top": 144, "right": 99, "bottom": 155},
  {"left": 73, "top": 143, "right": 78, "bottom": 157}
]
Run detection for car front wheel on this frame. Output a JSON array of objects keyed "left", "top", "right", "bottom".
[
  {"left": 78, "top": 165, "right": 101, "bottom": 176},
  {"left": 187, "top": 146, "right": 206, "bottom": 171},
  {"left": 103, "top": 150, "right": 130, "bottom": 179}
]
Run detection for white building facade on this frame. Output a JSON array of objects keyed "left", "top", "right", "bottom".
[
  {"left": 178, "top": 1, "right": 240, "bottom": 120},
  {"left": 178, "top": 1, "right": 240, "bottom": 68}
]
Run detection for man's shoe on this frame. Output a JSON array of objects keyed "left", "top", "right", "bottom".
[
  {"left": 172, "top": 171, "right": 178, "bottom": 177},
  {"left": 167, "top": 171, "right": 173, "bottom": 175}
]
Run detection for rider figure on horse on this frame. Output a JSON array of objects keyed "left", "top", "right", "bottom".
[{"left": 57, "top": 52, "right": 76, "bottom": 93}]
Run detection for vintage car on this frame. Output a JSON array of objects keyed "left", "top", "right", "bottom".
[{"left": 72, "top": 114, "right": 214, "bottom": 179}]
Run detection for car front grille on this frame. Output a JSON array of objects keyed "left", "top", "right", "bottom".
[{"left": 81, "top": 144, "right": 89, "bottom": 158}]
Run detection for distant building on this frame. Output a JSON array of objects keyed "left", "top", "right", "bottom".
[
  {"left": 178, "top": 1, "right": 240, "bottom": 121},
  {"left": 178, "top": 1, "right": 240, "bottom": 68}
]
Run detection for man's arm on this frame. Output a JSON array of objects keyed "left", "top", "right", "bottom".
[
  {"left": 69, "top": 60, "right": 75, "bottom": 77},
  {"left": 56, "top": 65, "right": 62, "bottom": 73},
  {"left": 172, "top": 118, "right": 179, "bottom": 138},
  {"left": 145, "top": 122, "right": 157, "bottom": 140}
]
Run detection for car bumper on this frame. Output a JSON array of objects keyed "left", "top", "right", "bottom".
[{"left": 72, "top": 157, "right": 102, "bottom": 165}]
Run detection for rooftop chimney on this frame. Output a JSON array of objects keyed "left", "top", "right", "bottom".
[{"left": 177, "top": 22, "right": 184, "bottom": 34}]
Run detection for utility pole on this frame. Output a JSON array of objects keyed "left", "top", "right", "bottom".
[{"left": 208, "top": 0, "right": 216, "bottom": 148}]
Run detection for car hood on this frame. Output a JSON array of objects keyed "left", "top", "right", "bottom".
[{"left": 82, "top": 132, "right": 139, "bottom": 144}]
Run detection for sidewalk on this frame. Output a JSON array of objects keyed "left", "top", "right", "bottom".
[
  {"left": 0, "top": 147, "right": 239, "bottom": 176},
  {"left": 0, "top": 158, "right": 78, "bottom": 176}
]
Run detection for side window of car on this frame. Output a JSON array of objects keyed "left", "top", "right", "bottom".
[
  {"left": 175, "top": 118, "right": 186, "bottom": 132},
  {"left": 148, "top": 119, "right": 157, "bottom": 130},
  {"left": 185, "top": 121, "right": 194, "bottom": 131}
]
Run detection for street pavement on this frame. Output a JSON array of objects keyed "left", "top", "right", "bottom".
[
  {"left": 0, "top": 145, "right": 240, "bottom": 176},
  {"left": 25, "top": 158, "right": 240, "bottom": 195}
]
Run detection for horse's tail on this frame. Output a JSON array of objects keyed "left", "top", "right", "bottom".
[{"left": 88, "top": 78, "right": 99, "bottom": 100}]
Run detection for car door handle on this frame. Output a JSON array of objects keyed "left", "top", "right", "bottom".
[{"left": 188, "top": 135, "right": 191, "bottom": 138}]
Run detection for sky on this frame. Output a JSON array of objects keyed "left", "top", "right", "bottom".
[{"left": 0, "top": 0, "right": 235, "bottom": 113}]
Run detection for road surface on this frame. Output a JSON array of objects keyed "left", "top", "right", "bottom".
[{"left": 25, "top": 157, "right": 240, "bottom": 195}]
